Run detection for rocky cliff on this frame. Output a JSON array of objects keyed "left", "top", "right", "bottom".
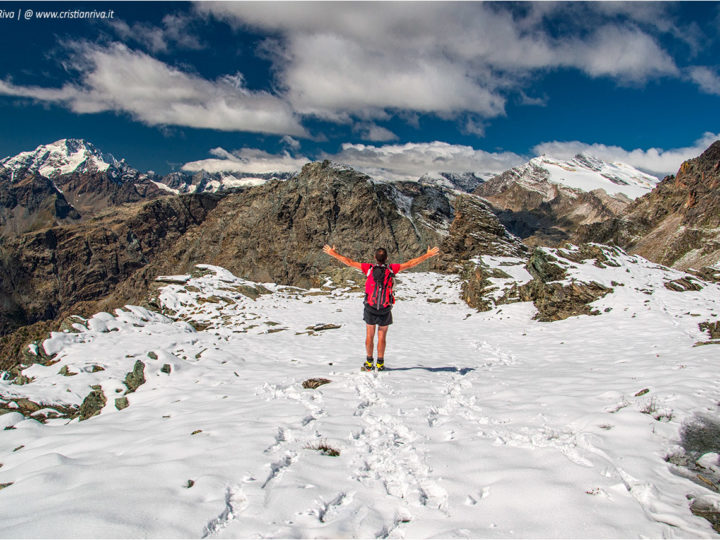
[
  {"left": 0, "top": 193, "right": 222, "bottom": 336},
  {"left": 0, "top": 168, "right": 167, "bottom": 236},
  {"left": 0, "top": 169, "right": 81, "bottom": 235},
  {"left": 579, "top": 141, "right": 720, "bottom": 270}
]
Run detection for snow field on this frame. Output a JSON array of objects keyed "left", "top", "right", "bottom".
[{"left": 0, "top": 255, "right": 719, "bottom": 538}]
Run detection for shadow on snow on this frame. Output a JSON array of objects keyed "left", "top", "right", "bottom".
[{"left": 382, "top": 366, "right": 475, "bottom": 374}]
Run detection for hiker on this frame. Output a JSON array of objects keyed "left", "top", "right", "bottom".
[{"left": 322, "top": 244, "right": 440, "bottom": 371}]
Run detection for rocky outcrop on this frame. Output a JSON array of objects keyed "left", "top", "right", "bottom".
[
  {"left": 437, "top": 194, "right": 527, "bottom": 271},
  {"left": 521, "top": 277, "right": 612, "bottom": 322},
  {"left": 77, "top": 385, "right": 107, "bottom": 421},
  {"left": 124, "top": 360, "right": 146, "bottom": 394},
  {"left": 462, "top": 245, "right": 613, "bottom": 321},
  {"left": 579, "top": 141, "right": 720, "bottom": 270}
]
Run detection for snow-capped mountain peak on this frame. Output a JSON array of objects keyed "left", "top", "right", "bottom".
[
  {"left": 523, "top": 153, "right": 659, "bottom": 199},
  {"left": 0, "top": 139, "right": 121, "bottom": 180}
]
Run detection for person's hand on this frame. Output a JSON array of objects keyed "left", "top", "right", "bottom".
[
  {"left": 426, "top": 246, "right": 440, "bottom": 257},
  {"left": 323, "top": 244, "right": 337, "bottom": 256}
]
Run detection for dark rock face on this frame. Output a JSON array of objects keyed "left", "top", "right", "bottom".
[
  {"left": 0, "top": 170, "right": 81, "bottom": 235},
  {"left": 580, "top": 141, "right": 720, "bottom": 270},
  {"left": 475, "top": 170, "right": 631, "bottom": 247},
  {"left": 123, "top": 162, "right": 516, "bottom": 289},
  {"left": 52, "top": 170, "right": 166, "bottom": 218},
  {"left": 0, "top": 168, "right": 166, "bottom": 236},
  {"left": 0, "top": 193, "right": 222, "bottom": 337}
]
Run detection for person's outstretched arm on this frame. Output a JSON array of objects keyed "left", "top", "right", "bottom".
[
  {"left": 397, "top": 246, "right": 440, "bottom": 272},
  {"left": 323, "top": 244, "right": 363, "bottom": 270}
]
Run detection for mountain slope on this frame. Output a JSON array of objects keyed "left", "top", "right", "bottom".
[
  {"left": 474, "top": 153, "right": 656, "bottom": 247},
  {"left": 1, "top": 253, "right": 719, "bottom": 537},
  {"left": 0, "top": 140, "right": 168, "bottom": 234},
  {"left": 0, "top": 193, "right": 223, "bottom": 337},
  {"left": 483, "top": 154, "right": 658, "bottom": 200},
  {"left": 579, "top": 141, "right": 720, "bottom": 270},
  {"left": 105, "top": 161, "right": 524, "bottom": 293}
]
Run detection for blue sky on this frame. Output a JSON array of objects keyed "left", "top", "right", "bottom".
[{"left": 1, "top": 1, "right": 720, "bottom": 179}]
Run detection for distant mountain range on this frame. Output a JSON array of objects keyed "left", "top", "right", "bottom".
[
  {"left": 0, "top": 139, "right": 295, "bottom": 196},
  {"left": 0, "top": 137, "right": 718, "bottom": 357},
  {"left": 0, "top": 139, "right": 658, "bottom": 197},
  {"left": 474, "top": 154, "right": 659, "bottom": 247}
]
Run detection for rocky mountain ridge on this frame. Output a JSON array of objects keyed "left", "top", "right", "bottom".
[{"left": 579, "top": 141, "right": 720, "bottom": 270}]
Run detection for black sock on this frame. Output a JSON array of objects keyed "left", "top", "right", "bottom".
[{"left": 377, "top": 357, "right": 384, "bottom": 363}]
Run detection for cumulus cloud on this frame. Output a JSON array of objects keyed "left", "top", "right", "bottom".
[
  {"left": 321, "top": 141, "right": 526, "bottom": 182},
  {"left": 199, "top": 2, "right": 680, "bottom": 124},
  {"left": 181, "top": 140, "right": 525, "bottom": 181},
  {"left": 181, "top": 132, "right": 720, "bottom": 182},
  {"left": 533, "top": 132, "right": 720, "bottom": 177},
  {"left": 0, "top": 42, "right": 307, "bottom": 136},
  {"left": 182, "top": 147, "right": 309, "bottom": 174}
]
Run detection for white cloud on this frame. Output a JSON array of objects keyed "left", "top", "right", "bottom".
[
  {"left": 180, "top": 132, "right": 720, "bottom": 182},
  {"left": 321, "top": 141, "right": 525, "bottom": 182},
  {"left": 199, "top": 2, "right": 680, "bottom": 125},
  {"left": 354, "top": 123, "right": 398, "bottom": 142},
  {"left": 181, "top": 141, "right": 525, "bottom": 181},
  {"left": 533, "top": 132, "right": 720, "bottom": 177},
  {"left": 110, "top": 14, "right": 204, "bottom": 54},
  {"left": 280, "top": 135, "right": 301, "bottom": 150},
  {"left": 0, "top": 42, "right": 307, "bottom": 137},
  {"left": 688, "top": 66, "right": 720, "bottom": 95},
  {"left": 463, "top": 118, "right": 487, "bottom": 137},
  {"left": 182, "top": 147, "right": 309, "bottom": 174}
]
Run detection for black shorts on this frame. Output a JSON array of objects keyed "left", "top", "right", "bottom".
[{"left": 363, "top": 306, "right": 393, "bottom": 326}]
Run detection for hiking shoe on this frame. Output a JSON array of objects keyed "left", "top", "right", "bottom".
[
  {"left": 361, "top": 358, "right": 374, "bottom": 372},
  {"left": 376, "top": 358, "right": 385, "bottom": 371}
]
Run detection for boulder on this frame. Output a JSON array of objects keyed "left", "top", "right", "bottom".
[{"left": 77, "top": 385, "right": 106, "bottom": 421}]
